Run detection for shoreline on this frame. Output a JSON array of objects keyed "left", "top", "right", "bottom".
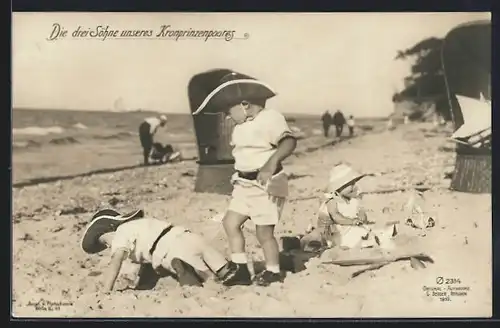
[{"left": 12, "top": 125, "right": 379, "bottom": 189}]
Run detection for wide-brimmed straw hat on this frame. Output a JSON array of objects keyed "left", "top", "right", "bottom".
[
  {"left": 192, "top": 71, "right": 276, "bottom": 115},
  {"left": 328, "top": 164, "right": 368, "bottom": 193},
  {"left": 80, "top": 208, "right": 144, "bottom": 254}
]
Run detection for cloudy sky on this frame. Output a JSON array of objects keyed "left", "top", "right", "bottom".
[{"left": 12, "top": 12, "right": 490, "bottom": 117}]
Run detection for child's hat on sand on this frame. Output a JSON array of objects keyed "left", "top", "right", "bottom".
[
  {"left": 81, "top": 208, "right": 144, "bottom": 254},
  {"left": 328, "top": 163, "right": 368, "bottom": 192},
  {"left": 192, "top": 71, "right": 276, "bottom": 115}
]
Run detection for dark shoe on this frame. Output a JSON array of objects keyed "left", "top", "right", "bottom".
[
  {"left": 221, "top": 262, "right": 252, "bottom": 287},
  {"left": 214, "top": 261, "right": 236, "bottom": 282},
  {"left": 170, "top": 258, "right": 203, "bottom": 287},
  {"left": 253, "top": 270, "right": 284, "bottom": 287}
]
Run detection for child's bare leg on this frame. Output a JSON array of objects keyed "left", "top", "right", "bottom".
[
  {"left": 221, "top": 210, "right": 252, "bottom": 286},
  {"left": 222, "top": 210, "right": 249, "bottom": 264},
  {"left": 255, "top": 224, "right": 280, "bottom": 273}
]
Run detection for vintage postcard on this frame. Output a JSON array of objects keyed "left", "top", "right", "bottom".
[{"left": 11, "top": 12, "right": 492, "bottom": 318}]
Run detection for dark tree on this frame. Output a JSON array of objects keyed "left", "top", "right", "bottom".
[{"left": 393, "top": 37, "right": 450, "bottom": 120}]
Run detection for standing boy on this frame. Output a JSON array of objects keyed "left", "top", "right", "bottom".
[{"left": 192, "top": 71, "right": 297, "bottom": 286}]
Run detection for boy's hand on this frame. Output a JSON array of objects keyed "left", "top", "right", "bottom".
[{"left": 257, "top": 158, "right": 278, "bottom": 186}]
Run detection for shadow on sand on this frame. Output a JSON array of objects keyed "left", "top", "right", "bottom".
[{"left": 133, "top": 248, "right": 317, "bottom": 290}]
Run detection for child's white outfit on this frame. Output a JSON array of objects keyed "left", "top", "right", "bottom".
[
  {"left": 318, "top": 193, "right": 373, "bottom": 249},
  {"left": 228, "top": 108, "right": 293, "bottom": 225},
  {"left": 110, "top": 218, "right": 227, "bottom": 273},
  {"left": 317, "top": 193, "right": 397, "bottom": 250}
]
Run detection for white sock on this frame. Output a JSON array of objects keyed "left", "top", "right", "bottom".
[
  {"left": 231, "top": 253, "right": 247, "bottom": 264},
  {"left": 267, "top": 264, "right": 280, "bottom": 273}
]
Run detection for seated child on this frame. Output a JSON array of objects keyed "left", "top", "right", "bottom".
[
  {"left": 301, "top": 164, "right": 388, "bottom": 251},
  {"left": 150, "top": 143, "right": 181, "bottom": 164},
  {"left": 80, "top": 208, "right": 238, "bottom": 292}
]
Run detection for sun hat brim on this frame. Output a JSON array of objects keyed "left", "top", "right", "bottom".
[
  {"left": 80, "top": 209, "right": 144, "bottom": 254},
  {"left": 90, "top": 208, "right": 121, "bottom": 221},
  {"left": 333, "top": 173, "right": 368, "bottom": 192},
  {"left": 192, "top": 79, "right": 276, "bottom": 115},
  {"left": 328, "top": 164, "right": 369, "bottom": 193}
]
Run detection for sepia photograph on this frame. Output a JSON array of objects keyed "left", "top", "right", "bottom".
[{"left": 12, "top": 12, "right": 492, "bottom": 318}]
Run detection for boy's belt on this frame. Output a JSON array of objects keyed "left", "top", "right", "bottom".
[
  {"left": 149, "top": 225, "right": 174, "bottom": 255},
  {"left": 237, "top": 164, "right": 283, "bottom": 181}
]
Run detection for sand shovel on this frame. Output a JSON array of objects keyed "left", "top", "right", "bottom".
[
  {"left": 351, "top": 261, "right": 392, "bottom": 278},
  {"left": 347, "top": 254, "right": 431, "bottom": 278},
  {"left": 322, "top": 252, "right": 434, "bottom": 278},
  {"left": 322, "top": 252, "right": 433, "bottom": 266}
]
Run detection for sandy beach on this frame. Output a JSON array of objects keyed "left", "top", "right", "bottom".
[{"left": 12, "top": 121, "right": 492, "bottom": 318}]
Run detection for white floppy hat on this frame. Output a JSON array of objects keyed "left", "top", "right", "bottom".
[
  {"left": 328, "top": 163, "right": 367, "bottom": 193},
  {"left": 80, "top": 208, "right": 144, "bottom": 254},
  {"left": 159, "top": 115, "right": 168, "bottom": 122},
  {"left": 192, "top": 71, "right": 276, "bottom": 116}
]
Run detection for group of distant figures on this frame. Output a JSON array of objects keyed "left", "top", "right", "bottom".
[{"left": 321, "top": 110, "right": 355, "bottom": 138}]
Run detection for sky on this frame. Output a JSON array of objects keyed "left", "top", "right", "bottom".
[{"left": 12, "top": 12, "right": 490, "bottom": 117}]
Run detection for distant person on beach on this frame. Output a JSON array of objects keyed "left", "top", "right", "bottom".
[
  {"left": 321, "top": 111, "right": 332, "bottom": 137},
  {"left": 387, "top": 117, "right": 395, "bottom": 130},
  {"left": 81, "top": 209, "right": 240, "bottom": 292},
  {"left": 138, "top": 115, "right": 167, "bottom": 165},
  {"left": 150, "top": 143, "right": 181, "bottom": 164},
  {"left": 191, "top": 71, "right": 297, "bottom": 287},
  {"left": 347, "top": 115, "right": 355, "bottom": 137},
  {"left": 332, "top": 110, "right": 346, "bottom": 137}
]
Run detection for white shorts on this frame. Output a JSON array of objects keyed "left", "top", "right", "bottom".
[
  {"left": 228, "top": 182, "right": 286, "bottom": 226},
  {"left": 152, "top": 227, "right": 226, "bottom": 273}
]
